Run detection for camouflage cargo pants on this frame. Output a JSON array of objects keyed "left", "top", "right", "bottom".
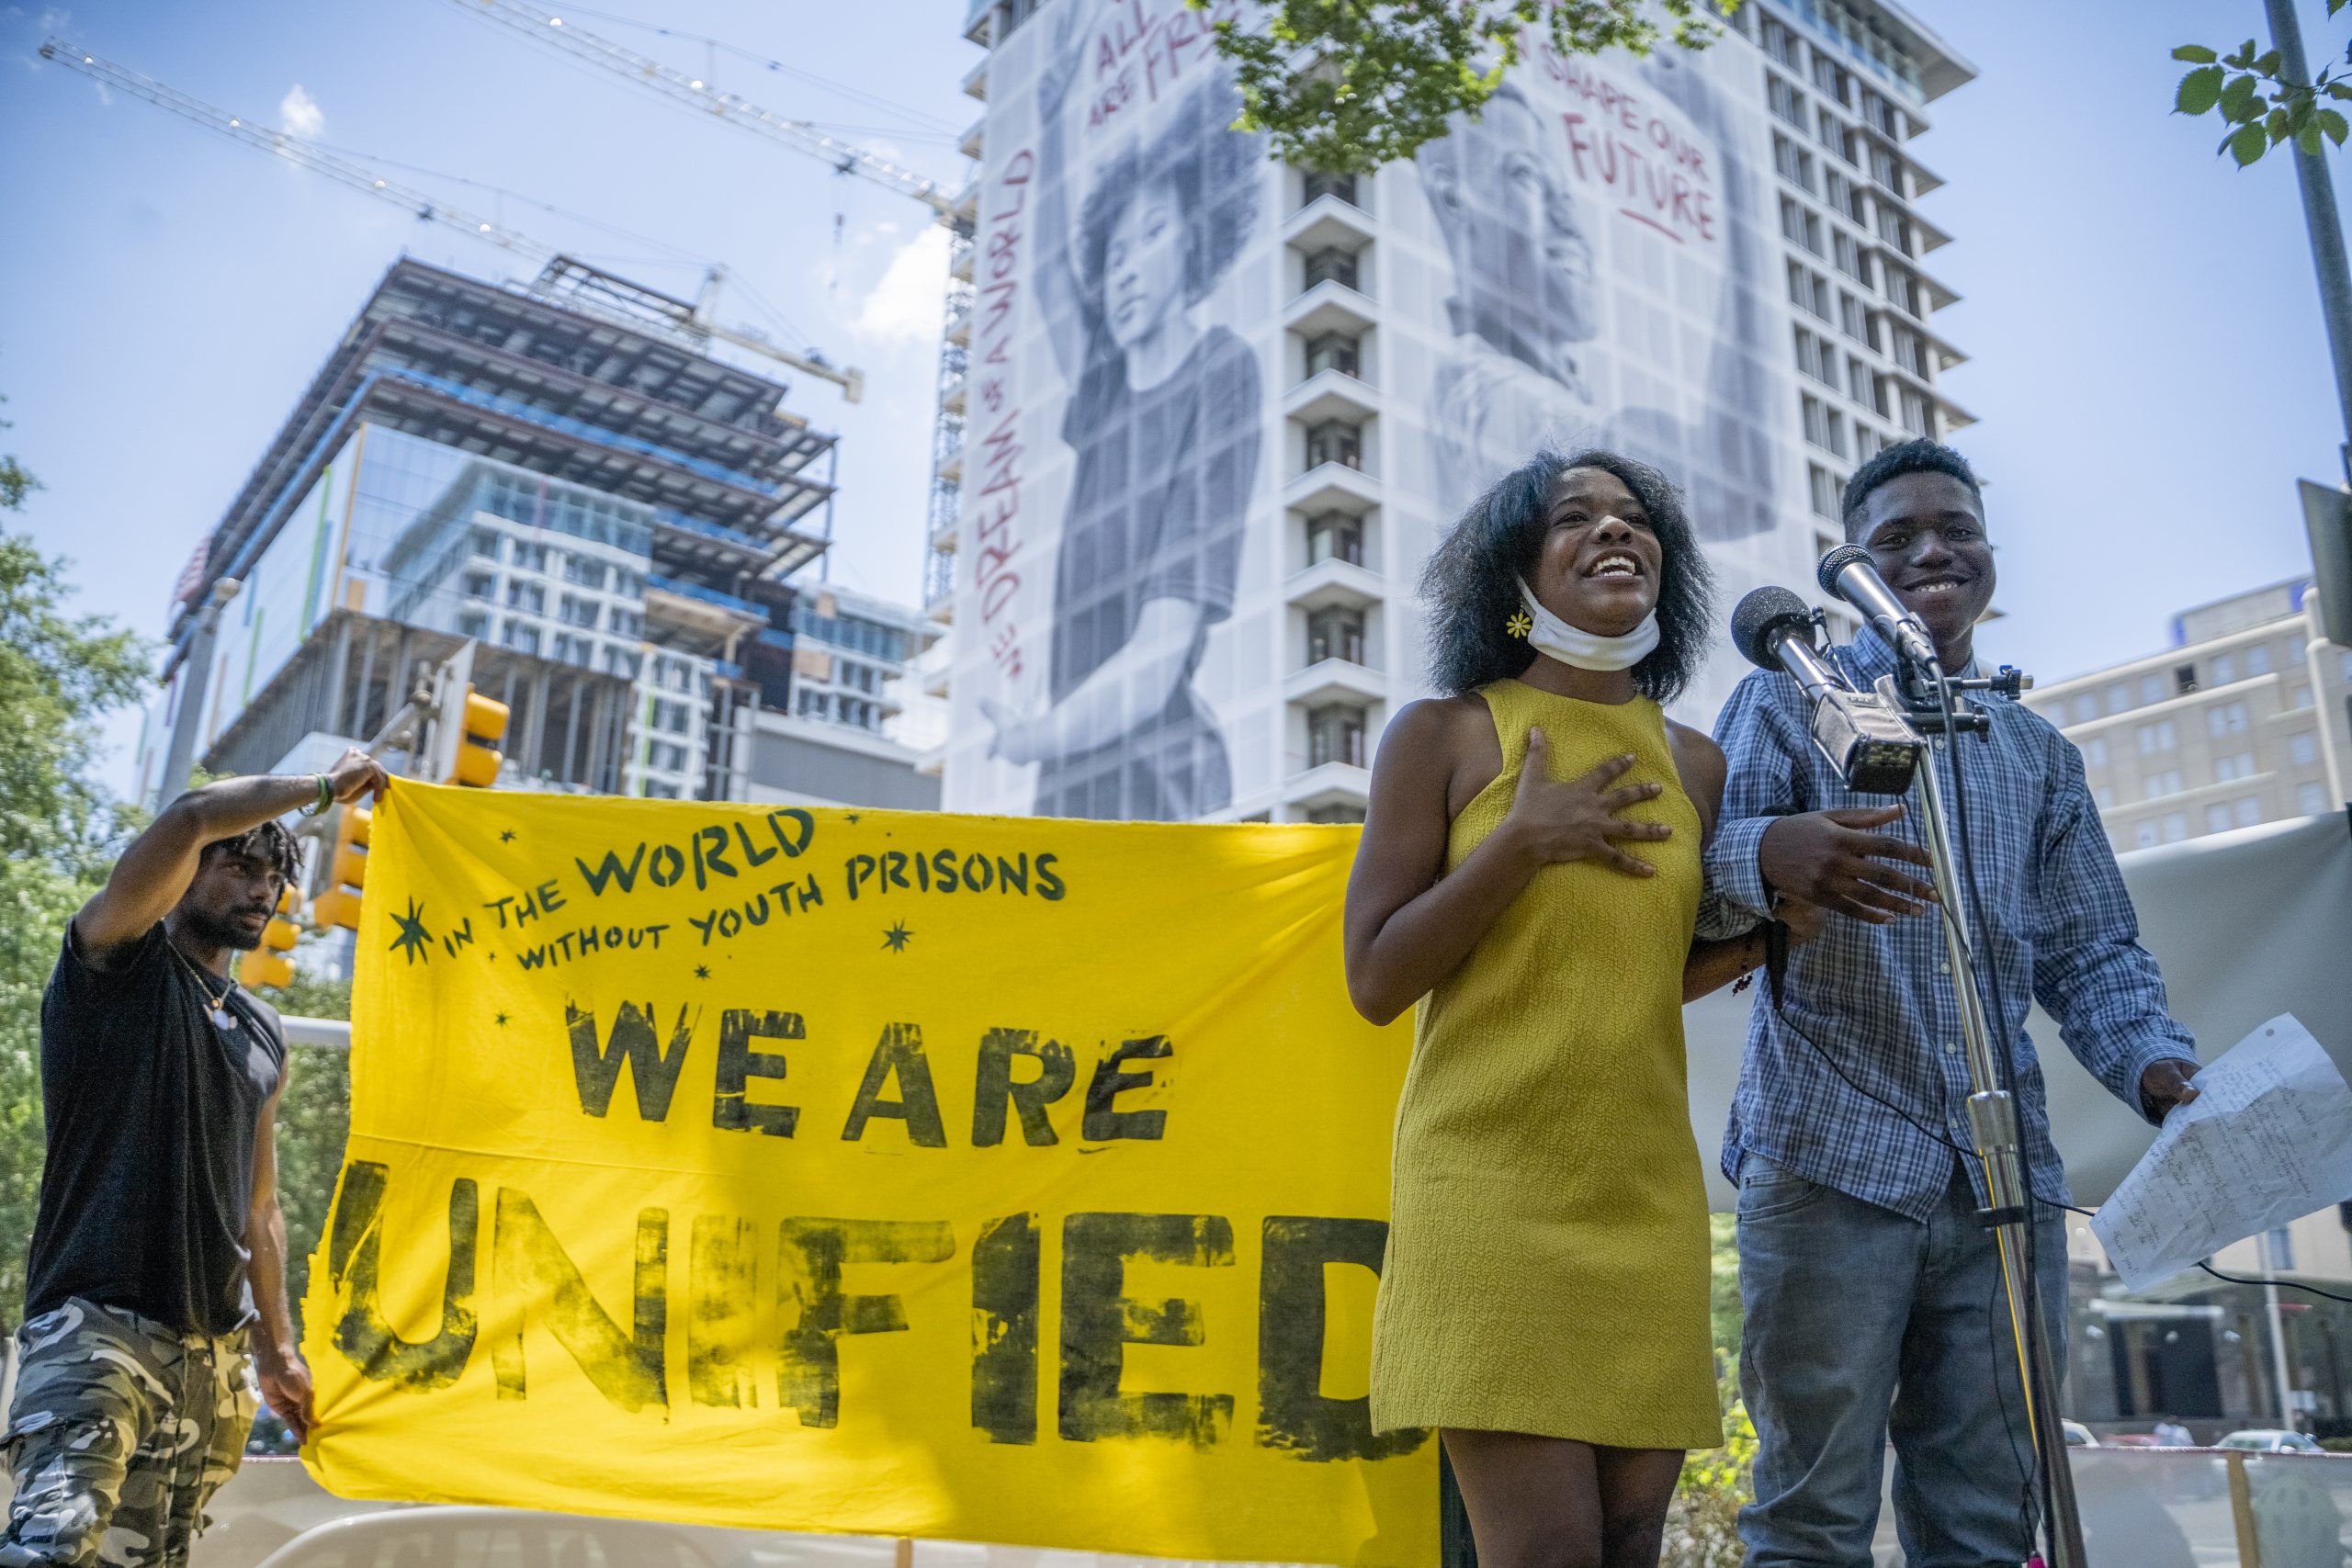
[{"left": 1, "top": 1300, "right": 254, "bottom": 1568}]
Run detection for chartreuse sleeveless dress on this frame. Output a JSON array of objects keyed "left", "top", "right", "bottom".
[{"left": 1369, "top": 678, "right": 1722, "bottom": 1450}]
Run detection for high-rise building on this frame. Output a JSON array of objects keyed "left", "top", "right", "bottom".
[
  {"left": 2025, "top": 579, "right": 2352, "bottom": 852},
  {"left": 134, "top": 255, "right": 937, "bottom": 811},
  {"left": 927, "top": 0, "right": 1973, "bottom": 822}
]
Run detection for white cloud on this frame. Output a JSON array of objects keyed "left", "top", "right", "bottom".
[
  {"left": 850, "top": 225, "right": 951, "bottom": 347},
  {"left": 277, "top": 83, "right": 323, "bottom": 139}
]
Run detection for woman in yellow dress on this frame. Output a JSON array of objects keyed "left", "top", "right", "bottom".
[{"left": 1346, "top": 449, "right": 1811, "bottom": 1567}]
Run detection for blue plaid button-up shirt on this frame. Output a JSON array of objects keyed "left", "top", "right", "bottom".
[{"left": 1701, "top": 626, "right": 2197, "bottom": 1222}]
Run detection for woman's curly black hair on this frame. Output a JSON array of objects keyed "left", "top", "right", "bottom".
[
  {"left": 1419, "top": 447, "right": 1715, "bottom": 704},
  {"left": 1076, "top": 79, "right": 1261, "bottom": 312}
]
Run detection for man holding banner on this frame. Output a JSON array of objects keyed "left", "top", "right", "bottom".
[{"left": 3, "top": 750, "right": 385, "bottom": 1568}]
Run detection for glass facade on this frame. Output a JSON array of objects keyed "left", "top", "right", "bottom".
[{"left": 135, "top": 422, "right": 715, "bottom": 803}]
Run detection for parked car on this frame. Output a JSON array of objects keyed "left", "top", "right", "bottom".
[
  {"left": 2218, "top": 1429, "right": 2331, "bottom": 1454},
  {"left": 243, "top": 1407, "right": 302, "bottom": 1457},
  {"left": 253, "top": 1507, "right": 741, "bottom": 1568},
  {"left": 248, "top": 1506, "right": 907, "bottom": 1568},
  {"left": 2064, "top": 1420, "right": 2099, "bottom": 1448}
]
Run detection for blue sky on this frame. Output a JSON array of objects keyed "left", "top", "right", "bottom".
[{"left": 2, "top": 0, "right": 2346, "bottom": 795}]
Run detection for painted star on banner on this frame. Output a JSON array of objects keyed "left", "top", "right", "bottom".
[
  {"left": 494, "top": 1011, "right": 510, "bottom": 1028},
  {"left": 695, "top": 964, "right": 711, "bottom": 980},
  {"left": 844, "top": 813, "right": 861, "bottom": 826},
  {"left": 499, "top": 829, "right": 516, "bottom": 843},
  {"left": 389, "top": 898, "right": 434, "bottom": 966},
  {"left": 882, "top": 922, "right": 913, "bottom": 953}
]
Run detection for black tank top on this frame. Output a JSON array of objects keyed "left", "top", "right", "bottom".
[{"left": 24, "top": 921, "right": 285, "bottom": 1336}]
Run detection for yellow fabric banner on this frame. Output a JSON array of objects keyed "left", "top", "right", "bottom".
[{"left": 301, "top": 783, "right": 1435, "bottom": 1564}]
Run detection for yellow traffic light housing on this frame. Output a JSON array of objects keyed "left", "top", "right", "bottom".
[
  {"left": 243, "top": 950, "right": 295, "bottom": 990},
  {"left": 261, "top": 885, "right": 300, "bottom": 953},
  {"left": 447, "top": 688, "right": 510, "bottom": 788},
  {"left": 245, "top": 883, "right": 302, "bottom": 989},
  {"left": 315, "top": 804, "right": 370, "bottom": 931}
]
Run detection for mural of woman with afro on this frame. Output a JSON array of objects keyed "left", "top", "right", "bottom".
[{"left": 978, "top": 22, "right": 1265, "bottom": 822}]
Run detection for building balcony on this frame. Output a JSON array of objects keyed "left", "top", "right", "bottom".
[
  {"left": 934, "top": 435, "right": 966, "bottom": 483},
  {"left": 1283, "top": 194, "right": 1376, "bottom": 254},
  {"left": 959, "top": 116, "right": 985, "bottom": 161},
  {"left": 646, "top": 573, "right": 763, "bottom": 621},
  {"left": 1283, "top": 367, "right": 1379, "bottom": 427},
  {"left": 646, "top": 577, "right": 766, "bottom": 647},
  {"left": 962, "top": 54, "right": 989, "bottom": 102},
  {"left": 1285, "top": 658, "right": 1386, "bottom": 709},
  {"left": 1284, "top": 278, "right": 1377, "bottom": 340},
  {"left": 1886, "top": 259, "right": 1962, "bottom": 313},
  {"left": 1284, "top": 556, "right": 1384, "bottom": 613},
  {"left": 953, "top": 176, "right": 981, "bottom": 226},
  {"left": 1283, "top": 759, "right": 1372, "bottom": 812},
  {"left": 1881, "top": 360, "right": 1978, "bottom": 430},
  {"left": 924, "top": 582, "right": 956, "bottom": 626},
  {"left": 1885, "top": 198, "right": 1951, "bottom": 254},
  {"left": 1904, "top": 320, "right": 1969, "bottom": 372},
  {"left": 1856, "top": 118, "right": 1946, "bottom": 193},
  {"left": 1285, "top": 461, "right": 1381, "bottom": 517}
]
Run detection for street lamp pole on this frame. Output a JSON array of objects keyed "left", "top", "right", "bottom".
[
  {"left": 2268, "top": 0, "right": 2352, "bottom": 483},
  {"left": 155, "top": 577, "right": 241, "bottom": 811}
]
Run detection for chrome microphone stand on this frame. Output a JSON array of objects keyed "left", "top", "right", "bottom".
[{"left": 1872, "top": 665, "right": 2086, "bottom": 1568}]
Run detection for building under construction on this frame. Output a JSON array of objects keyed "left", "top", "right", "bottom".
[{"left": 135, "top": 254, "right": 937, "bottom": 811}]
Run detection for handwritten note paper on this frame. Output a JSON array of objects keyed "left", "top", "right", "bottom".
[{"left": 2091, "top": 1015, "right": 2352, "bottom": 1292}]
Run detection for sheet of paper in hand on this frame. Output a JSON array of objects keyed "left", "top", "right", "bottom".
[{"left": 2091, "top": 1014, "right": 2352, "bottom": 1292}]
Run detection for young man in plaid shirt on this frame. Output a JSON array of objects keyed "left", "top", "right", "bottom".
[{"left": 1703, "top": 439, "right": 2202, "bottom": 1567}]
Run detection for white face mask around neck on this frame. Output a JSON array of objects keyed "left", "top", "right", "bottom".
[{"left": 1517, "top": 578, "right": 1660, "bottom": 673}]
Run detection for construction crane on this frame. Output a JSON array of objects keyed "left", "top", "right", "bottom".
[
  {"left": 437, "top": 0, "right": 967, "bottom": 232},
  {"left": 38, "top": 39, "right": 866, "bottom": 401}
]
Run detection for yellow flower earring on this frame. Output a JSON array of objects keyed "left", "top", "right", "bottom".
[{"left": 1506, "top": 611, "right": 1533, "bottom": 639}]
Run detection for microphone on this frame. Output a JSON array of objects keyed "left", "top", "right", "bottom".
[
  {"left": 1732, "top": 587, "right": 1921, "bottom": 795},
  {"left": 1817, "top": 544, "right": 1939, "bottom": 671}
]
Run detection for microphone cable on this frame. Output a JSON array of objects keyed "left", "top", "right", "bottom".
[
  {"left": 1757, "top": 993, "right": 2352, "bottom": 1559},
  {"left": 1765, "top": 999, "right": 2352, "bottom": 1309}
]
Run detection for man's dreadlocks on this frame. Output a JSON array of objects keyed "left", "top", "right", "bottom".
[{"left": 202, "top": 819, "right": 303, "bottom": 886}]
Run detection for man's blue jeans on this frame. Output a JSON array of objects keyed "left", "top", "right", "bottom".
[{"left": 1736, "top": 1151, "right": 2068, "bottom": 1568}]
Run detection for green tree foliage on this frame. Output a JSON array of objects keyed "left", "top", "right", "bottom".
[
  {"left": 1667, "top": 1372, "right": 1758, "bottom": 1566},
  {"left": 263, "top": 965, "right": 353, "bottom": 1330},
  {"left": 2173, "top": 2, "right": 2352, "bottom": 168},
  {"left": 1706, "top": 1211, "right": 1743, "bottom": 1363},
  {"left": 1204, "top": 0, "right": 1743, "bottom": 173},
  {"left": 0, "top": 424, "right": 34, "bottom": 514},
  {"left": 1662, "top": 1216, "right": 1754, "bottom": 1563},
  {"left": 0, "top": 413, "right": 150, "bottom": 1321}
]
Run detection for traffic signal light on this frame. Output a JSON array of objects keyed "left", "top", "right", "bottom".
[
  {"left": 244, "top": 885, "right": 300, "bottom": 989},
  {"left": 443, "top": 686, "right": 510, "bottom": 788},
  {"left": 313, "top": 805, "right": 370, "bottom": 931},
  {"left": 263, "top": 885, "right": 300, "bottom": 951},
  {"left": 243, "top": 951, "right": 294, "bottom": 989}
]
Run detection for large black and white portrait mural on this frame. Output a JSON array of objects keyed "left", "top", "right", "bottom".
[{"left": 944, "top": 3, "right": 1814, "bottom": 819}]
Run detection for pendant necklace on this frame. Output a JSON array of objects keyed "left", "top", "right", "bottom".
[{"left": 169, "top": 941, "right": 241, "bottom": 1032}]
